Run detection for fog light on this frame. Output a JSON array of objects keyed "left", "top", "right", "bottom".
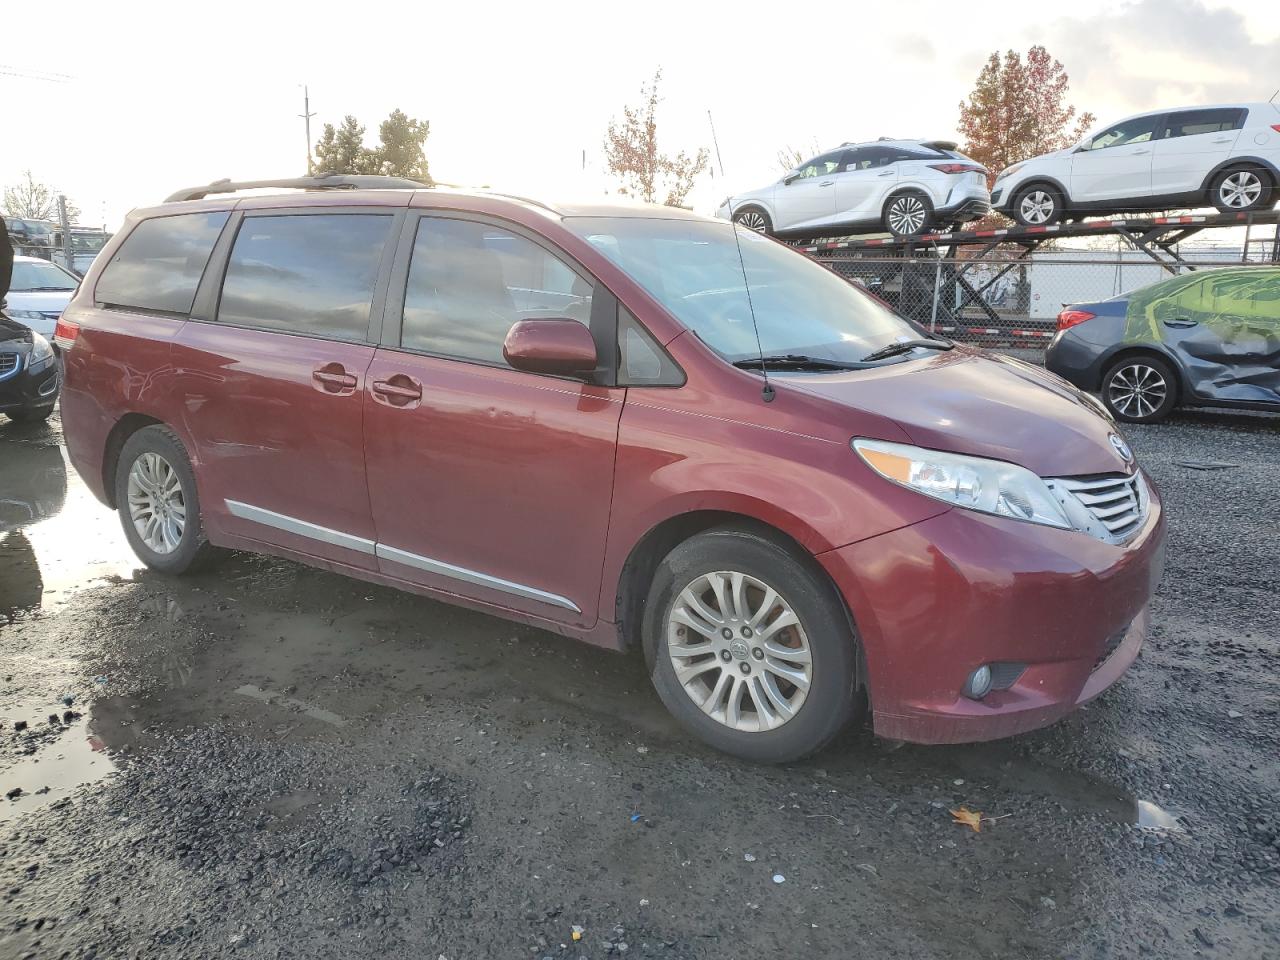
[{"left": 963, "top": 665, "right": 993, "bottom": 700}]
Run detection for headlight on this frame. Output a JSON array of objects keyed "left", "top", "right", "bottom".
[
  {"left": 853, "top": 438, "right": 1071, "bottom": 529},
  {"left": 30, "top": 333, "right": 55, "bottom": 365},
  {"left": 994, "top": 163, "right": 1024, "bottom": 184},
  {"left": 6, "top": 309, "right": 45, "bottom": 321}
]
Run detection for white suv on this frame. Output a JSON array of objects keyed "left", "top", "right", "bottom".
[
  {"left": 993, "top": 103, "right": 1280, "bottom": 226},
  {"left": 716, "top": 139, "right": 990, "bottom": 239}
]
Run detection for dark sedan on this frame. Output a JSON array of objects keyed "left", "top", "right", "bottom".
[
  {"left": 0, "top": 313, "right": 60, "bottom": 423},
  {"left": 1046, "top": 267, "right": 1280, "bottom": 422}
]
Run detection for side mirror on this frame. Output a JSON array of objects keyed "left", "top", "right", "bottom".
[
  {"left": 782, "top": 173, "right": 800, "bottom": 186},
  {"left": 502, "top": 318, "right": 598, "bottom": 376}
]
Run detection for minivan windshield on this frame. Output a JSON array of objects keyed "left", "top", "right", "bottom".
[
  {"left": 10, "top": 259, "right": 79, "bottom": 292},
  {"left": 566, "top": 217, "right": 920, "bottom": 365}
]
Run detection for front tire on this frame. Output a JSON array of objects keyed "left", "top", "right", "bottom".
[
  {"left": 1011, "top": 184, "right": 1064, "bottom": 226},
  {"left": 114, "top": 425, "right": 219, "bottom": 574},
  {"left": 6, "top": 405, "right": 54, "bottom": 424},
  {"left": 1102, "top": 355, "right": 1178, "bottom": 423},
  {"left": 1210, "top": 166, "right": 1271, "bottom": 214},
  {"left": 642, "top": 526, "right": 860, "bottom": 763},
  {"left": 883, "top": 192, "right": 933, "bottom": 238},
  {"left": 732, "top": 207, "right": 772, "bottom": 235}
]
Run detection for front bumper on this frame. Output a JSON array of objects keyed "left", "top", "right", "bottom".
[
  {"left": 0, "top": 356, "right": 60, "bottom": 413},
  {"left": 818, "top": 487, "right": 1166, "bottom": 744}
]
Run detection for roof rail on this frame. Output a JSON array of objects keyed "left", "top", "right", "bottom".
[{"left": 164, "top": 174, "right": 430, "bottom": 204}]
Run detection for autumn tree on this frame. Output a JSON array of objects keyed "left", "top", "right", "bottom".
[
  {"left": 312, "top": 110, "right": 434, "bottom": 184},
  {"left": 604, "top": 69, "right": 709, "bottom": 207},
  {"left": 3, "top": 170, "right": 81, "bottom": 223},
  {"left": 957, "top": 46, "right": 1095, "bottom": 185}
]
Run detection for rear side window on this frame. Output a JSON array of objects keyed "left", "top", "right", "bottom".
[
  {"left": 217, "top": 214, "right": 391, "bottom": 341},
  {"left": 1162, "top": 109, "right": 1245, "bottom": 139},
  {"left": 96, "top": 212, "right": 229, "bottom": 314},
  {"left": 400, "top": 218, "right": 592, "bottom": 365}
]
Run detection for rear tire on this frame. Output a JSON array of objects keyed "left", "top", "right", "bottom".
[
  {"left": 114, "top": 425, "right": 220, "bottom": 574},
  {"left": 1101, "top": 355, "right": 1178, "bottom": 423},
  {"left": 642, "top": 526, "right": 860, "bottom": 763},
  {"left": 1011, "top": 184, "right": 1064, "bottom": 226},
  {"left": 1209, "top": 166, "right": 1271, "bottom": 214},
  {"left": 883, "top": 192, "right": 933, "bottom": 238},
  {"left": 732, "top": 207, "right": 772, "bottom": 235}
]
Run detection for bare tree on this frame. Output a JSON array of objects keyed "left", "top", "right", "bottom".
[
  {"left": 604, "top": 69, "right": 709, "bottom": 207},
  {"left": 776, "top": 138, "right": 824, "bottom": 173},
  {"left": 3, "top": 170, "right": 81, "bottom": 223}
]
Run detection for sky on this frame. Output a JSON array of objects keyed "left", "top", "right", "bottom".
[{"left": 2, "top": 0, "right": 1279, "bottom": 230}]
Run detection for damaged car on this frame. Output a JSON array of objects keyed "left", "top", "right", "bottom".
[{"left": 1047, "top": 267, "right": 1280, "bottom": 422}]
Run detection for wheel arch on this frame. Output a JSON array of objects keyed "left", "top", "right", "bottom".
[
  {"left": 612, "top": 509, "right": 860, "bottom": 670},
  {"left": 1099, "top": 344, "right": 1186, "bottom": 404},
  {"left": 1199, "top": 156, "right": 1279, "bottom": 197},
  {"left": 101, "top": 412, "right": 165, "bottom": 508},
  {"left": 1010, "top": 176, "right": 1070, "bottom": 206},
  {"left": 729, "top": 201, "right": 774, "bottom": 223}
]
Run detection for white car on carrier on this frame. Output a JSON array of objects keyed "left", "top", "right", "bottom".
[
  {"left": 992, "top": 102, "right": 1280, "bottom": 226},
  {"left": 716, "top": 139, "right": 990, "bottom": 240}
]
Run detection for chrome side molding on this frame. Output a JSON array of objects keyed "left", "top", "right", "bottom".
[{"left": 224, "top": 499, "right": 580, "bottom": 614}]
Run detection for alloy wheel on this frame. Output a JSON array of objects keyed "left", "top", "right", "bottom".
[
  {"left": 734, "top": 210, "right": 768, "bottom": 233},
  {"left": 1108, "top": 363, "right": 1168, "bottom": 420},
  {"left": 126, "top": 451, "right": 186, "bottom": 554},
  {"left": 666, "top": 570, "right": 812, "bottom": 732},
  {"left": 1019, "top": 190, "right": 1056, "bottom": 224},
  {"left": 886, "top": 196, "right": 927, "bottom": 235},
  {"left": 1219, "top": 171, "right": 1262, "bottom": 209}
]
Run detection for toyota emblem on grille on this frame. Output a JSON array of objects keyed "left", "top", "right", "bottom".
[{"left": 1109, "top": 433, "right": 1133, "bottom": 462}]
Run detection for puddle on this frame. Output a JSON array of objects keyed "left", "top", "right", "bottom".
[
  {"left": 1, "top": 703, "right": 119, "bottom": 823},
  {"left": 234, "top": 684, "right": 348, "bottom": 727},
  {"left": 1135, "top": 799, "right": 1184, "bottom": 832},
  {"left": 0, "top": 432, "right": 142, "bottom": 619}
]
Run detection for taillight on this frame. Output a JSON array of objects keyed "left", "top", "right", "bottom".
[
  {"left": 1271, "top": 124, "right": 1280, "bottom": 133},
  {"left": 1056, "top": 309, "right": 1096, "bottom": 331},
  {"left": 928, "top": 163, "right": 987, "bottom": 175},
  {"left": 53, "top": 316, "right": 80, "bottom": 350}
]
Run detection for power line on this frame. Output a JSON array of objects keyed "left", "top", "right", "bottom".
[{"left": 0, "top": 64, "right": 74, "bottom": 83}]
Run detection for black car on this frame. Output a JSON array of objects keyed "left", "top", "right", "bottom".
[
  {"left": 0, "top": 314, "right": 60, "bottom": 423},
  {"left": 1046, "top": 267, "right": 1280, "bottom": 423}
]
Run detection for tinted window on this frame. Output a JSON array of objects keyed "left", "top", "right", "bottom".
[
  {"left": 1084, "top": 115, "right": 1159, "bottom": 150},
  {"left": 96, "top": 212, "right": 228, "bottom": 314},
  {"left": 795, "top": 152, "right": 844, "bottom": 179},
  {"left": 845, "top": 146, "right": 942, "bottom": 170},
  {"left": 217, "top": 214, "right": 390, "bottom": 341},
  {"left": 1161, "top": 109, "right": 1244, "bottom": 139},
  {"left": 11, "top": 260, "right": 79, "bottom": 292},
  {"left": 401, "top": 218, "right": 592, "bottom": 365}
]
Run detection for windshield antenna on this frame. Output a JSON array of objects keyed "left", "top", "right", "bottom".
[{"left": 711, "top": 112, "right": 768, "bottom": 401}]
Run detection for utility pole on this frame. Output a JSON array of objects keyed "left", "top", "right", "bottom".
[
  {"left": 57, "top": 195, "right": 72, "bottom": 272},
  {"left": 299, "top": 85, "right": 315, "bottom": 174}
]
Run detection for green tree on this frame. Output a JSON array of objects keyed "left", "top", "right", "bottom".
[
  {"left": 372, "top": 109, "right": 433, "bottom": 183},
  {"left": 3, "top": 170, "right": 81, "bottom": 223},
  {"left": 311, "top": 110, "right": 433, "bottom": 184},
  {"left": 313, "top": 116, "right": 375, "bottom": 175},
  {"left": 604, "top": 69, "right": 708, "bottom": 207}
]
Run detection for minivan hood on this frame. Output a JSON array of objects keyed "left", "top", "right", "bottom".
[{"left": 780, "top": 349, "right": 1132, "bottom": 478}]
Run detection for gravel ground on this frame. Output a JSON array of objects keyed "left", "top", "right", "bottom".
[{"left": 0, "top": 405, "right": 1277, "bottom": 960}]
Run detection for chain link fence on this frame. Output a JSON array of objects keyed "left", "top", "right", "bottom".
[{"left": 812, "top": 249, "right": 1279, "bottom": 351}]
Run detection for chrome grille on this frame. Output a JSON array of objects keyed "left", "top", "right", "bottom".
[
  {"left": 0, "top": 353, "right": 19, "bottom": 380},
  {"left": 1047, "top": 472, "right": 1147, "bottom": 544}
]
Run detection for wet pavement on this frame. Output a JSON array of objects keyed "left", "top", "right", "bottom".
[{"left": 1, "top": 409, "right": 1278, "bottom": 959}]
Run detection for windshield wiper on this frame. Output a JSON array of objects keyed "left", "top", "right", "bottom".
[
  {"left": 860, "top": 338, "right": 954, "bottom": 363},
  {"left": 731, "top": 354, "right": 863, "bottom": 371},
  {"left": 24, "top": 286, "right": 75, "bottom": 292}
]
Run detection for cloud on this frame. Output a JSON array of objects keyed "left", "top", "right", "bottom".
[{"left": 1046, "top": 0, "right": 1280, "bottom": 117}]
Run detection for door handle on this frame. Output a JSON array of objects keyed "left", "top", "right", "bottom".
[
  {"left": 1211, "top": 137, "right": 1232, "bottom": 143},
  {"left": 371, "top": 375, "right": 423, "bottom": 406},
  {"left": 819, "top": 180, "right": 834, "bottom": 187},
  {"left": 1162, "top": 318, "right": 1198, "bottom": 328},
  {"left": 312, "top": 363, "right": 358, "bottom": 395},
  {"left": 878, "top": 170, "right": 895, "bottom": 177},
  {"left": 1131, "top": 148, "right": 1150, "bottom": 155}
]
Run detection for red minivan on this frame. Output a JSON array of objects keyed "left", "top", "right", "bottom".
[{"left": 57, "top": 176, "right": 1165, "bottom": 762}]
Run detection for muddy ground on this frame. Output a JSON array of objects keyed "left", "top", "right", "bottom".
[{"left": 0, "top": 409, "right": 1277, "bottom": 960}]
